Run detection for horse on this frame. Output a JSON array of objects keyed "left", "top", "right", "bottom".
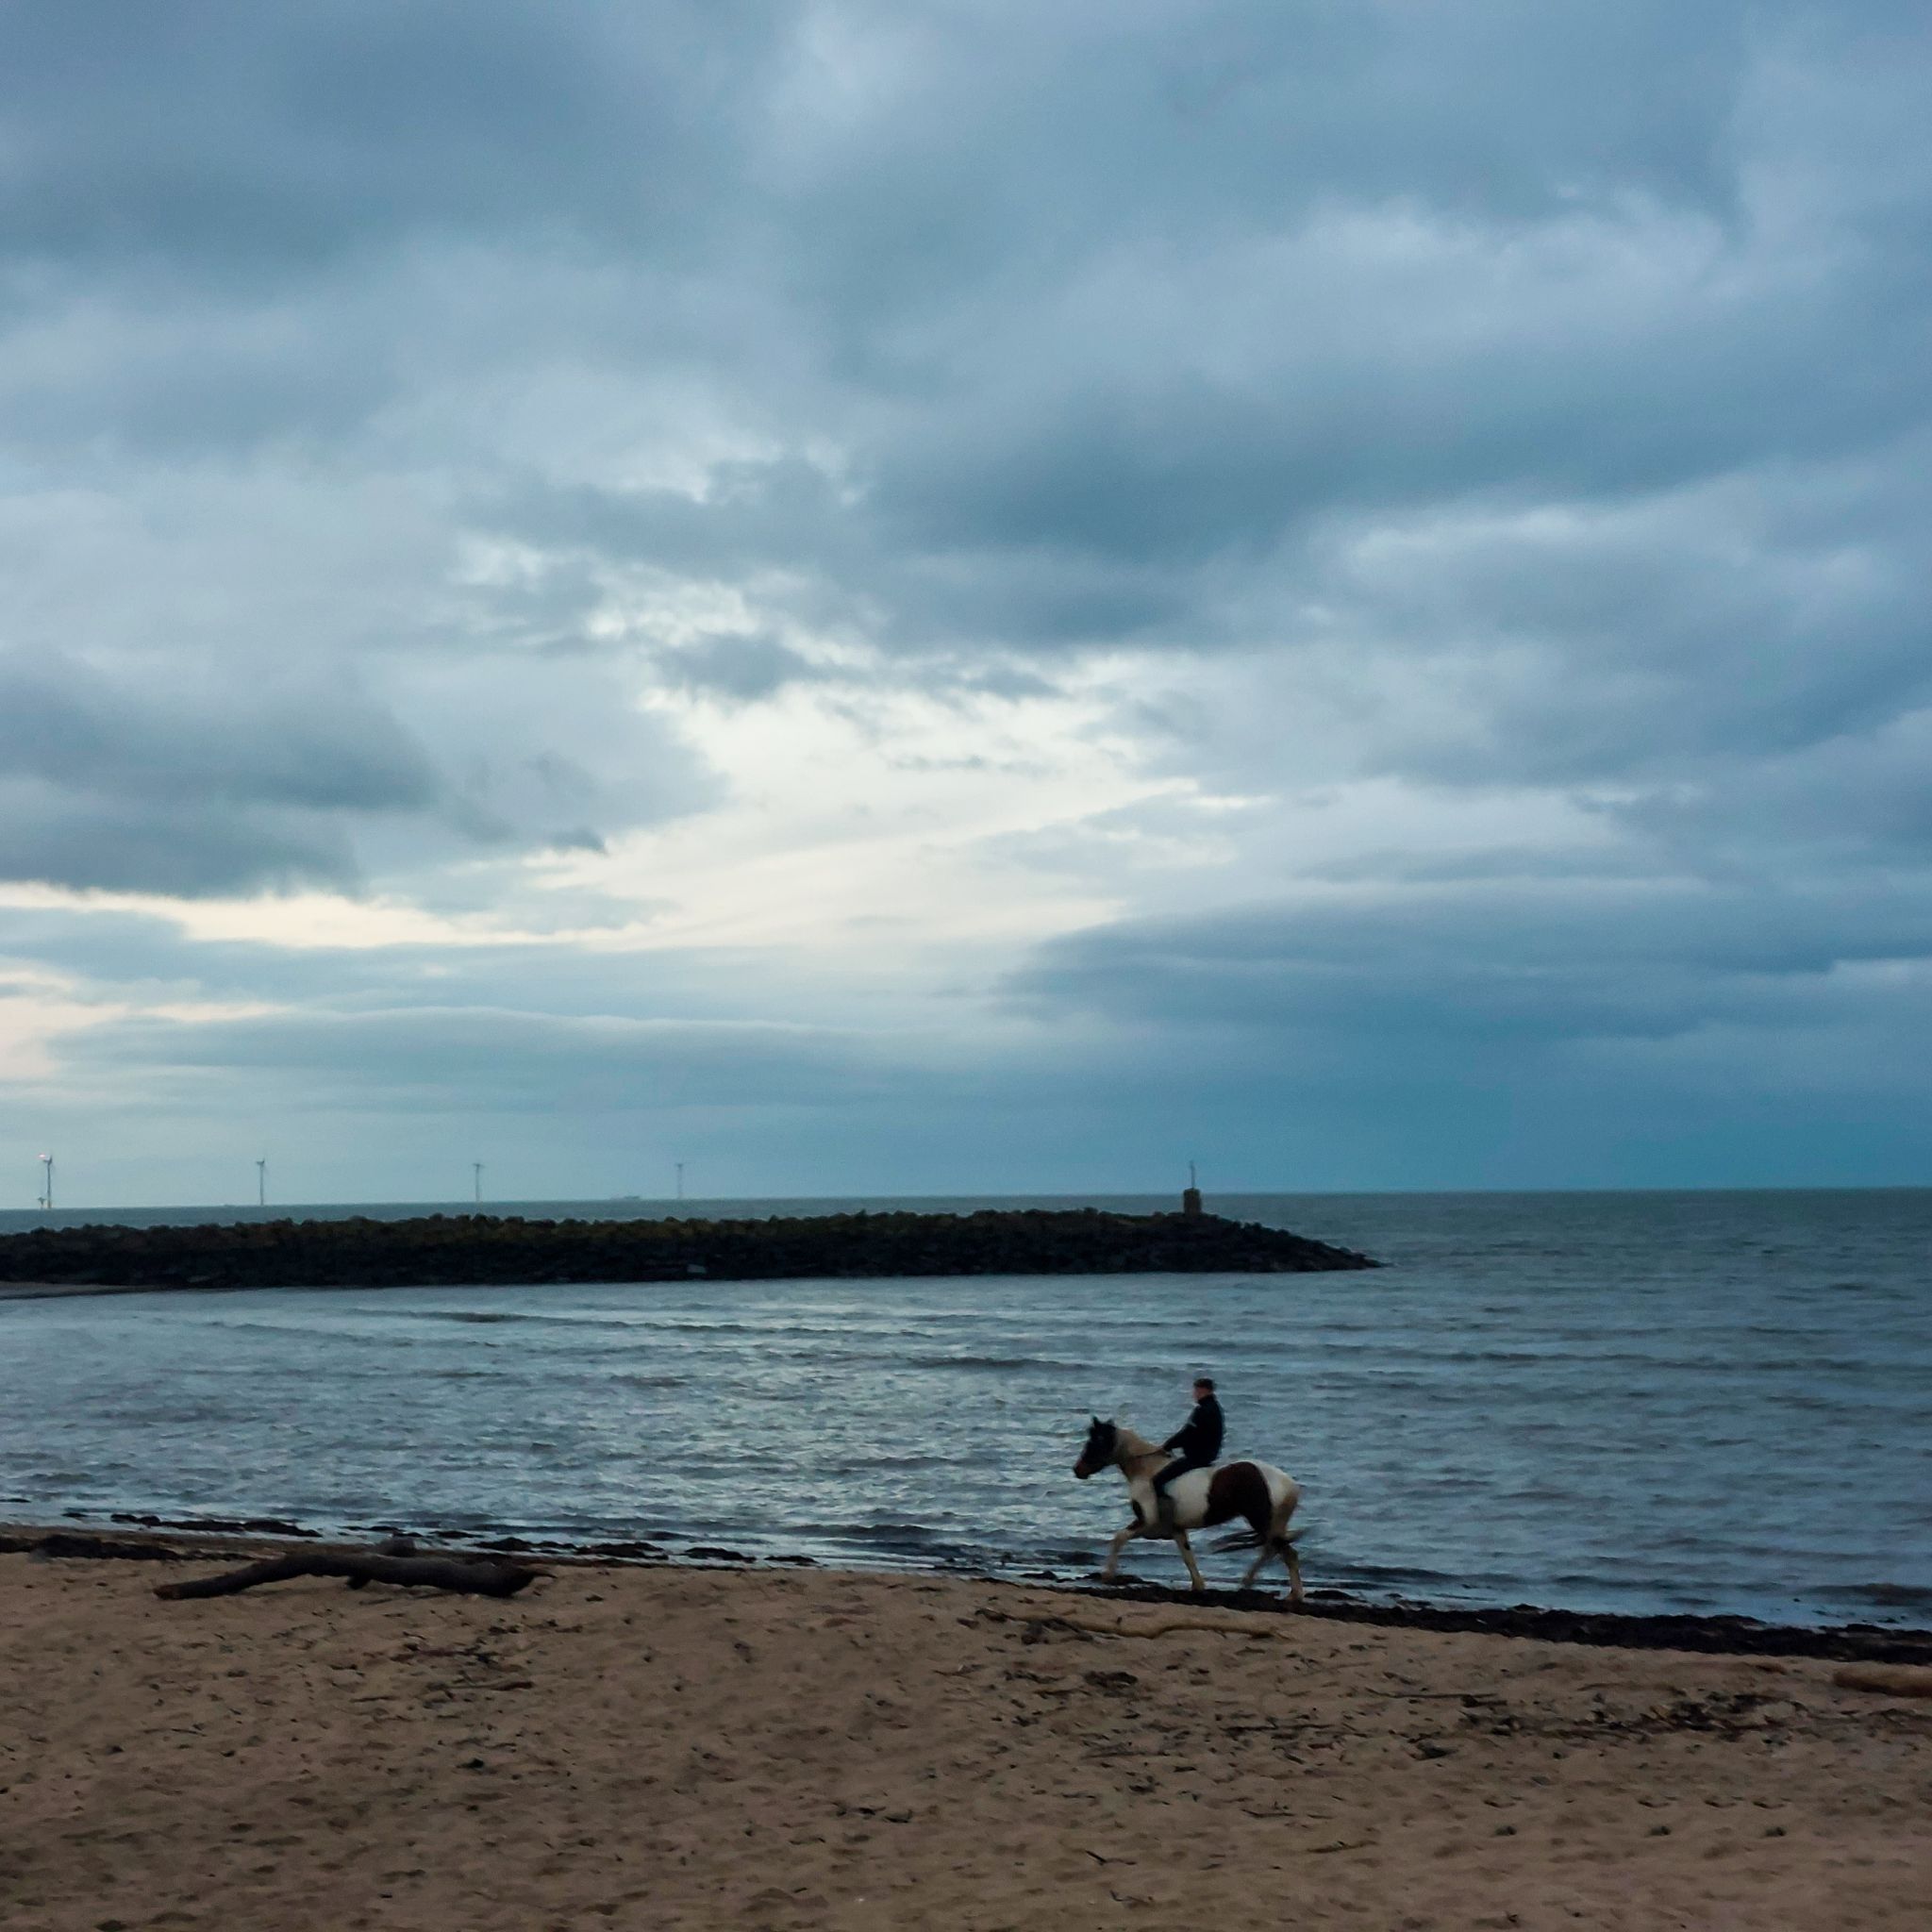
[{"left": 1073, "top": 1416, "right": 1305, "bottom": 1602}]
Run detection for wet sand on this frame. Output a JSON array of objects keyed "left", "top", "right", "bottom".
[{"left": 4, "top": 1546, "right": 1928, "bottom": 1930}]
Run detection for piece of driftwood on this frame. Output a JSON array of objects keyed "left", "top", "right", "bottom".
[
  {"left": 154, "top": 1550, "right": 539, "bottom": 1601},
  {"left": 1031, "top": 1609, "right": 1291, "bottom": 1641},
  {"left": 1832, "top": 1663, "right": 1932, "bottom": 1699}
]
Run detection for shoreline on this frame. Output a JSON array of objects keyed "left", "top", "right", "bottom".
[{"left": 8, "top": 1516, "right": 1928, "bottom": 1665}]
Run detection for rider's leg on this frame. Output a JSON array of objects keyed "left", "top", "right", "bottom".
[
  {"left": 1141, "top": 1467, "right": 1170, "bottom": 1531},
  {"left": 1151, "top": 1457, "right": 1203, "bottom": 1531}
]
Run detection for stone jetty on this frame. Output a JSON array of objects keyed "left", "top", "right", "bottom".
[{"left": 0, "top": 1207, "right": 1378, "bottom": 1294}]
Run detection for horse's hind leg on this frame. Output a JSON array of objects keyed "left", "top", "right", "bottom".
[
  {"left": 1174, "top": 1530, "right": 1206, "bottom": 1592},
  {"left": 1240, "top": 1492, "right": 1278, "bottom": 1590},
  {"left": 1281, "top": 1538, "right": 1304, "bottom": 1606}
]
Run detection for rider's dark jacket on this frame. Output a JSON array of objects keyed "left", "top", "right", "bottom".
[{"left": 1162, "top": 1394, "right": 1224, "bottom": 1465}]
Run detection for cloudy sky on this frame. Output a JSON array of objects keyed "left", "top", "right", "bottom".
[{"left": 3, "top": 1, "right": 1929, "bottom": 1207}]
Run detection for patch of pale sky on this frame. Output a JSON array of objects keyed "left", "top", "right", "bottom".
[
  {"left": 596, "top": 676, "right": 1167, "bottom": 954},
  {"left": 0, "top": 883, "right": 554, "bottom": 953},
  {"left": 0, "top": 974, "right": 282, "bottom": 1087}
]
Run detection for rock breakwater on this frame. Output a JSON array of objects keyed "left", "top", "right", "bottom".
[{"left": 0, "top": 1207, "right": 1378, "bottom": 1294}]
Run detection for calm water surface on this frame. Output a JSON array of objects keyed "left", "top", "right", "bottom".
[{"left": 2, "top": 1191, "right": 1926, "bottom": 1625}]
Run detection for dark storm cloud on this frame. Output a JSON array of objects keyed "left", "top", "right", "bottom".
[
  {"left": 11, "top": 1, "right": 1926, "bottom": 681},
  {"left": 0, "top": 650, "right": 441, "bottom": 893},
  {"left": 0, "top": 652, "right": 435, "bottom": 813},
  {"left": 1012, "top": 874, "right": 1932, "bottom": 1056},
  {"left": 0, "top": 1, "right": 777, "bottom": 277},
  {"left": 0, "top": 646, "right": 699, "bottom": 894},
  {"left": 1246, "top": 451, "right": 1932, "bottom": 802}
]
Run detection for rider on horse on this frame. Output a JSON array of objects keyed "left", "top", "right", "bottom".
[{"left": 1148, "top": 1375, "right": 1223, "bottom": 1528}]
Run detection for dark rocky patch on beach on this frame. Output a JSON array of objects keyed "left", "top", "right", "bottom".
[
  {"left": 0, "top": 1206, "right": 1378, "bottom": 1294},
  {"left": 1076, "top": 1575, "right": 1932, "bottom": 1667}
]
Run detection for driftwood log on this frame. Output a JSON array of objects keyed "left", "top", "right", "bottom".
[
  {"left": 154, "top": 1550, "right": 539, "bottom": 1601},
  {"left": 1832, "top": 1663, "right": 1932, "bottom": 1699},
  {"left": 1028, "top": 1609, "right": 1292, "bottom": 1641}
]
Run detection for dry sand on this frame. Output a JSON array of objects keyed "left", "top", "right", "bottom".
[{"left": 3, "top": 1549, "right": 1927, "bottom": 1931}]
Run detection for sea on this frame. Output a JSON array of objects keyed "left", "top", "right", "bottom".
[{"left": 2, "top": 1190, "right": 1927, "bottom": 1628}]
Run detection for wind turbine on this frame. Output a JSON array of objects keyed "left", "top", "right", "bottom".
[
  {"left": 473, "top": 1161, "right": 484, "bottom": 1206},
  {"left": 675, "top": 1161, "right": 685, "bottom": 1203},
  {"left": 256, "top": 1158, "right": 267, "bottom": 1208},
  {"left": 39, "top": 1153, "right": 53, "bottom": 1211}
]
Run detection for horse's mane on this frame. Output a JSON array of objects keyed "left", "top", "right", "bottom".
[{"left": 1109, "top": 1423, "right": 1166, "bottom": 1466}]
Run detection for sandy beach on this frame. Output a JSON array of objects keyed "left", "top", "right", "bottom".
[{"left": 3, "top": 1545, "right": 1927, "bottom": 1930}]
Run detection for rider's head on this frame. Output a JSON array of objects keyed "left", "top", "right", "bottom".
[{"left": 1193, "top": 1375, "right": 1215, "bottom": 1400}]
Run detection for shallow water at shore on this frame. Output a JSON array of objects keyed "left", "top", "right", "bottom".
[{"left": 2, "top": 1189, "right": 1927, "bottom": 1625}]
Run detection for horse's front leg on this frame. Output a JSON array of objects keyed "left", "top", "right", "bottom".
[
  {"left": 1174, "top": 1529, "right": 1206, "bottom": 1592},
  {"left": 1098, "top": 1521, "right": 1141, "bottom": 1582}
]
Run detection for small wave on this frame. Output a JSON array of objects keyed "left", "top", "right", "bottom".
[
  {"left": 905, "top": 1354, "right": 1086, "bottom": 1372},
  {"left": 91, "top": 1407, "right": 241, "bottom": 1426},
  {"left": 381, "top": 1309, "right": 532, "bottom": 1325},
  {"left": 820, "top": 1454, "right": 954, "bottom": 1473},
  {"left": 789, "top": 1519, "right": 943, "bottom": 1542},
  {"left": 358, "top": 1307, "right": 674, "bottom": 1333}
]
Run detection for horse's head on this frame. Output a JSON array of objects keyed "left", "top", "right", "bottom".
[{"left": 1073, "top": 1415, "right": 1118, "bottom": 1479}]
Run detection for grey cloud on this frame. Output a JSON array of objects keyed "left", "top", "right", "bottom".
[
  {"left": 1013, "top": 875, "right": 1932, "bottom": 1050},
  {"left": 0, "top": 651, "right": 441, "bottom": 893},
  {"left": 658, "top": 632, "right": 828, "bottom": 704},
  {"left": 1624, "top": 709, "right": 1932, "bottom": 863},
  {"left": 0, "top": 652, "right": 437, "bottom": 813},
  {"left": 0, "top": 2, "right": 780, "bottom": 280},
  {"left": 9, "top": 0, "right": 1926, "bottom": 695},
  {"left": 0, "top": 792, "right": 360, "bottom": 900},
  {"left": 69, "top": 1006, "right": 920, "bottom": 1115},
  {"left": 0, "top": 648, "right": 704, "bottom": 895},
  {"left": 490, "top": 461, "right": 1191, "bottom": 668}
]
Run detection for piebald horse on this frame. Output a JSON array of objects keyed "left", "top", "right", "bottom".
[{"left": 1074, "top": 1417, "right": 1305, "bottom": 1602}]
